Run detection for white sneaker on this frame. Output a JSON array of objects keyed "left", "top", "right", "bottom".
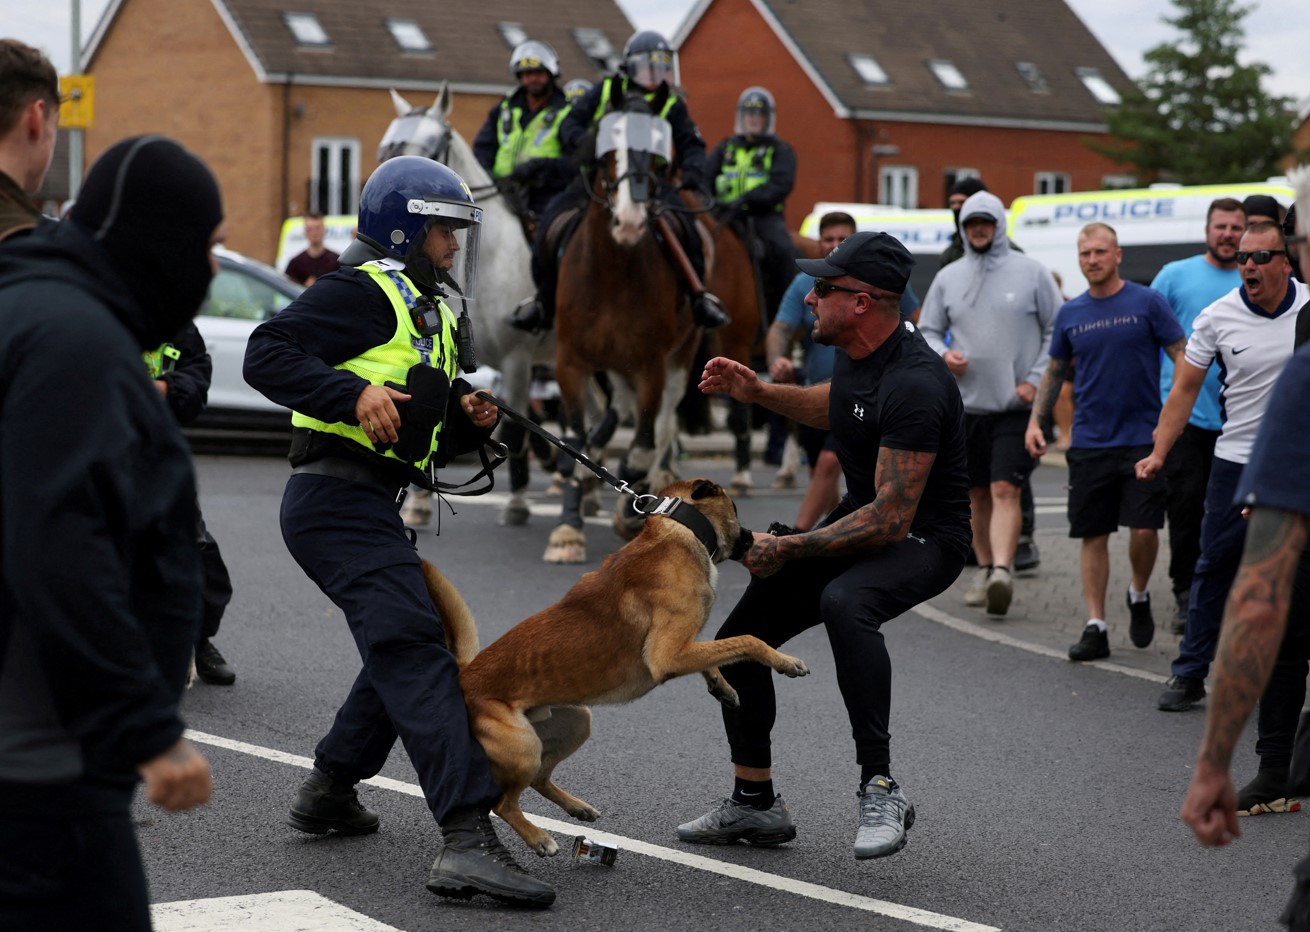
[
  {"left": 985, "top": 566, "right": 1013, "bottom": 615},
  {"left": 964, "top": 566, "right": 990, "bottom": 606}
]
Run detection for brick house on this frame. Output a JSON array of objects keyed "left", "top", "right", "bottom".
[
  {"left": 674, "top": 0, "right": 1137, "bottom": 230},
  {"left": 81, "top": 0, "right": 634, "bottom": 263}
]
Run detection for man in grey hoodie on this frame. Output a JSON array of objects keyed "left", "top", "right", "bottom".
[{"left": 919, "top": 191, "right": 1061, "bottom": 615}]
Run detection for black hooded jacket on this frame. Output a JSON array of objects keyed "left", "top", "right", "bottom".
[{"left": 0, "top": 213, "right": 203, "bottom": 802}]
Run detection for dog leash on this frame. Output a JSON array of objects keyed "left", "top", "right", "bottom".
[{"left": 474, "top": 390, "right": 722, "bottom": 558}]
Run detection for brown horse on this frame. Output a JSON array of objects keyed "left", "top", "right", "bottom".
[{"left": 544, "top": 97, "right": 703, "bottom": 564}]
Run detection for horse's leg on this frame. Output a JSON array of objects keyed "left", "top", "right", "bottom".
[
  {"left": 727, "top": 397, "right": 754, "bottom": 496},
  {"left": 612, "top": 364, "right": 666, "bottom": 540},
  {"left": 495, "top": 345, "right": 534, "bottom": 527},
  {"left": 648, "top": 363, "right": 688, "bottom": 491},
  {"left": 544, "top": 355, "right": 590, "bottom": 563}
]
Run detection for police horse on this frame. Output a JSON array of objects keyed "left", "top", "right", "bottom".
[
  {"left": 544, "top": 95, "right": 705, "bottom": 563},
  {"left": 379, "top": 86, "right": 548, "bottom": 527}
]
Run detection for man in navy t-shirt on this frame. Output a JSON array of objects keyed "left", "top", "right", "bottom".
[
  {"left": 677, "top": 231, "right": 970, "bottom": 863},
  {"left": 1025, "top": 222, "right": 1185, "bottom": 662}
]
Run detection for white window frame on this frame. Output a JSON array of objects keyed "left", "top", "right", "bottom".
[
  {"left": 498, "top": 23, "right": 528, "bottom": 49},
  {"left": 1076, "top": 67, "right": 1122, "bottom": 105},
  {"left": 385, "top": 18, "right": 432, "bottom": 53},
  {"left": 848, "top": 53, "right": 890, "bottom": 87},
  {"left": 927, "top": 59, "right": 969, "bottom": 91},
  {"left": 879, "top": 165, "right": 919, "bottom": 209},
  {"left": 311, "top": 137, "right": 360, "bottom": 216},
  {"left": 283, "top": 12, "right": 329, "bottom": 46},
  {"left": 1035, "top": 172, "right": 1071, "bottom": 196}
]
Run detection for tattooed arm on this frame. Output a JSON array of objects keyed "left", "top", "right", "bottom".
[
  {"left": 1025, "top": 356, "right": 1071, "bottom": 457},
  {"left": 1162, "top": 336, "right": 1186, "bottom": 365},
  {"left": 1180, "top": 507, "right": 1309, "bottom": 847},
  {"left": 740, "top": 445, "right": 934, "bottom": 576}
]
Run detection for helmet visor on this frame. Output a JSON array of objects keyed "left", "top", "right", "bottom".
[{"left": 625, "top": 49, "right": 675, "bottom": 89}]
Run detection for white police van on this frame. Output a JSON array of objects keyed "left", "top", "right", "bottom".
[
  {"left": 274, "top": 214, "right": 358, "bottom": 274},
  {"left": 798, "top": 203, "right": 955, "bottom": 301}
]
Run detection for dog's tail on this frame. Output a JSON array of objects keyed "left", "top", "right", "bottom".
[{"left": 419, "top": 558, "right": 480, "bottom": 668}]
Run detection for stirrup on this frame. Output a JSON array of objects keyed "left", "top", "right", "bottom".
[
  {"left": 510, "top": 296, "right": 549, "bottom": 334},
  {"left": 693, "top": 292, "right": 730, "bottom": 330}
]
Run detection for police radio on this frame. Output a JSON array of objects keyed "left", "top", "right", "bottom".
[{"left": 433, "top": 270, "right": 478, "bottom": 374}]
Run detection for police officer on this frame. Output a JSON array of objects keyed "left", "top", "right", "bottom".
[
  {"left": 510, "top": 29, "right": 729, "bottom": 333},
  {"left": 243, "top": 156, "right": 555, "bottom": 908},
  {"left": 562, "top": 78, "right": 593, "bottom": 105},
  {"left": 708, "top": 86, "right": 798, "bottom": 317},
  {"left": 145, "top": 323, "right": 236, "bottom": 686},
  {"left": 472, "top": 39, "right": 573, "bottom": 222}
]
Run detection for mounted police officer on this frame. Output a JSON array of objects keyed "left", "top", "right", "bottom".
[
  {"left": 472, "top": 39, "right": 573, "bottom": 226},
  {"left": 510, "top": 29, "right": 729, "bottom": 333},
  {"left": 708, "top": 86, "right": 798, "bottom": 318},
  {"left": 243, "top": 156, "right": 556, "bottom": 909}
]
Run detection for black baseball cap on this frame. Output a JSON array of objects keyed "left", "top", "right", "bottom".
[
  {"left": 1243, "top": 194, "right": 1282, "bottom": 222},
  {"left": 796, "top": 230, "right": 914, "bottom": 293}
]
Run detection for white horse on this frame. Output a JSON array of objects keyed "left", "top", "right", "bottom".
[{"left": 380, "top": 85, "right": 551, "bottom": 527}]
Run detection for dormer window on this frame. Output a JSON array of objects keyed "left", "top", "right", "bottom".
[
  {"left": 927, "top": 59, "right": 969, "bottom": 91},
  {"left": 499, "top": 23, "right": 528, "bottom": 49},
  {"left": 284, "top": 12, "right": 329, "bottom": 47},
  {"left": 848, "top": 54, "right": 890, "bottom": 87},
  {"left": 1076, "top": 67, "right": 1121, "bottom": 104},
  {"left": 1015, "top": 61, "right": 1049, "bottom": 93},
  {"left": 573, "top": 28, "right": 618, "bottom": 72},
  {"left": 386, "top": 19, "right": 432, "bottom": 53}
]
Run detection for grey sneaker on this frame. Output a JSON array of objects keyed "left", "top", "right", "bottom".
[
  {"left": 854, "top": 777, "right": 915, "bottom": 859},
  {"left": 964, "top": 566, "right": 990, "bottom": 607},
  {"left": 676, "top": 795, "right": 796, "bottom": 846}
]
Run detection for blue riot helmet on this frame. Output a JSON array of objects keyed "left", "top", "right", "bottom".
[
  {"left": 563, "top": 78, "right": 593, "bottom": 104},
  {"left": 622, "top": 31, "right": 677, "bottom": 90},
  {"left": 735, "top": 86, "right": 776, "bottom": 137},
  {"left": 349, "top": 156, "right": 483, "bottom": 297},
  {"left": 509, "top": 39, "right": 560, "bottom": 79}
]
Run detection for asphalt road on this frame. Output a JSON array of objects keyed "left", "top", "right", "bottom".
[{"left": 137, "top": 448, "right": 1305, "bottom": 931}]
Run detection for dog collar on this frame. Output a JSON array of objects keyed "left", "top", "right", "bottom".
[{"left": 647, "top": 496, "right": 720, "bottom": 560}]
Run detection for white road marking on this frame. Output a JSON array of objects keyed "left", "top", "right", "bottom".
[
  {"left": 910, "top": 602, "right": 1166, "bottom": 684},
  {"left": 152, "top": 890, "right": 398, "bottom": 931},
  {"left": 185, "top": 730, "right": 999, "bottom": 932}
]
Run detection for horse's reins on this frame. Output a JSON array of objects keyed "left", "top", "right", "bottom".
[{"left": 473, "top": 390, "right": 723, "bottom": 558}]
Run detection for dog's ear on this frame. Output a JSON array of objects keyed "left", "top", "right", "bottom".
[{"left": 690, "top": 478, "right": 719, "bottom": 500}]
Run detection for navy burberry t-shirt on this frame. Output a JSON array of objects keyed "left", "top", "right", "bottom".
[{"left": 828, "top": 321, "right": 972, "bottom": 555}]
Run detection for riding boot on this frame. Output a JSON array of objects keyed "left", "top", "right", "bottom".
[
  {"left": 510, "top": 294, "right": 552, "bottom": 334},
  {"left": 692, "top": 291, "right": 730, "bottom": 330},
  {"left": 427, "top": 808, "right": 556, "bottom": 907}
]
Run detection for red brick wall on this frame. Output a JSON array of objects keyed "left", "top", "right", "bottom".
[{"left": 680, "top": 0, "right": 1130, "bottom": 228}]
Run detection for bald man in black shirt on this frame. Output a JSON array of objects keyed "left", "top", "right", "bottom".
[{"left": 678, "top": 232, "right": 971, "bottom": 862}]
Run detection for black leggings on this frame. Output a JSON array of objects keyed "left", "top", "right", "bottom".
[{"left": 716, "top": 510, "right": 966, "bottom": 775}]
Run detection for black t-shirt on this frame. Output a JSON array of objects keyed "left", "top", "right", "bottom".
[{"left": 829, "top": 321, "right": 972, "bottom": 553}]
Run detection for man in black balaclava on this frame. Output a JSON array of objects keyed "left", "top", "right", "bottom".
[
  {"left": 0, "top": 135, "right": 223, "bottom": 932},
  {"left": 939, "top": 176, "right": 989, "bottom": 269}
]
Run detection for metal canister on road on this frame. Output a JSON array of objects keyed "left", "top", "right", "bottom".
[{"left": 571, "top": 835, "right": 618, "bottom": 866}]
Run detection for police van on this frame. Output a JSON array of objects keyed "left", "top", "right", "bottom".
[
  {"left": 800, "top": 181, "right": 1293, "bottom": 299},
  {"left": 1009, "top": 181, "right": 1292, "bottom": 290},
  {"left": 274, "top": 214, "right": 357, "bottom": 274}
]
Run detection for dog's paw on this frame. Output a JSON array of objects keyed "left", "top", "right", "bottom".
[
  {"left": 568, "top": 802, "right": 600, "bottom": 822},
  {"left": 531, "top": 835, "right": 560, "bottom": 858},
  {"left": 706, "top": 678, "right": 740, "bottom": 708},
  {"left": 775, "top": 654, "right": 810, "bottom": 678}
]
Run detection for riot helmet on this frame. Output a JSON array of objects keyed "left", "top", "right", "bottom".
[
  {"left": 351, "top": 156, "right": 483, "bottom": 297},
  {"left": 622, "top": 30, "right": 677, "bottom": 90},
  {"left": 563, "top": 78, "right": 593, "bottom": 104},
  {"left": 735, "top": 86, "right": 776, "bottom": 137},
  {"left": 509, "top": 40, "right": 559, "bottom": 79}
]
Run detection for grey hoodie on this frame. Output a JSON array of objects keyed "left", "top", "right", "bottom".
[{"left": 919, "top": 191, "right": 1061, "bottom": 414}]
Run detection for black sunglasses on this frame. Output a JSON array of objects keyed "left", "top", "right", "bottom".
[
  {"left": 813, "top": 279, "right": 877, "bottom": 300},
  {"left": 1235, "top": 248, "right": 1288, "bottom": 265}
]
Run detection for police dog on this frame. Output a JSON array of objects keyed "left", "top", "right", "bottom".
[{"left": 421, "top": 477, "right": 810, "bottom": 856}]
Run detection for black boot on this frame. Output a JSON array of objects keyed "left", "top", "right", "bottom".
[
  {"left": 427, "top": 809, "right": 556, "bottom": 908},
  {"left": 194, "top": 638, "right": 235, "bottom": 685},
  {"left": 692, "top": 291, "right": 730, "bottom": 330},
  {"left": 286, "top": 767, "right": 380, "bottom": 835},
  {"left": 509, "top": 295, "right": 551, "bottom": 334}
]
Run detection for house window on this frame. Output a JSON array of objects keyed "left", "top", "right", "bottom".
[
  {"left": 1015, "top": 61, "right": 1049, "bottom": 93},
  {"left": 386, "top": 19, "right": 432, "bottom": 53},
  {"left": 847, "top": 53, "right": 890, "bottom": 87},
  {"left": 573, "top": 28, "right": 618, "bottom": 72},
  {"left": 283, "top": 12, "right": 329, "bottom": 47},
  {"left": 943, "top": 168, "right": 980, "bottom": 201},
  {"left": 880, "top": 166, "right": 918, "bottom": 209},
  {"left": 311, "top": 138, "right": 360, "bottom": 216},
  {"left": 498, "top": 23, "right": 528, "bottom": 49},
  {"left": 1035, "top": 172, "right": 1071, "bottom": 195},
  {"left": 1076, "top": 67, "right": 1121, "bottom": 105},
  {"left": 927, "top": 59, "right": 969, "bottom": 91}
]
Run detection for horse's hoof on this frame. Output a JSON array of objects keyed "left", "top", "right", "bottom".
[
  {"left": 499, "top": 502, "right": 530, "bottom": 526},
  {"left": 730, "top": 481, "right": 752, "bottom": 497},
  {"left": 544, "top": 525, "right": 586, "bottom": 564},
  {"left": 581, "top": 494, "right": 601, "bottom": 517},
  {"left": 771, "top": 473, "right": 797, "bottom": 490},
  {"left": 545, "top": 473, "right": 566, "bottom": 496}
]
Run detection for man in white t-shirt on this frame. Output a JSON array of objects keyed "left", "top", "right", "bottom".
[{"left": 1137, "top": 221, "right": 1308, "bottom": 715}]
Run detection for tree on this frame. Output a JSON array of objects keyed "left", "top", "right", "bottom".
[{"left": 1088, "top": 0, "right": 1294, "bottom": 185}]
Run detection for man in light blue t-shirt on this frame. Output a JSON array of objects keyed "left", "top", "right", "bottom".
[{"left": 1150, "top": 197, "right": 1245, "bottom": 632}]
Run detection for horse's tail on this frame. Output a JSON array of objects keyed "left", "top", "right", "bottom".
[{"left": 419, "top": 559, "right": 480, "bottom": 669}]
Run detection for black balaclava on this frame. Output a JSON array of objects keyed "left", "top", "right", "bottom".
[
  {"left": 950, "top": 177, "right": 988, "bottom": 226},
  {"left": 1283, "top": 204, "right": 1302, "bottom": 284},
  {"left": 68, "top": 136, "right": 223, "bottom": 347}
]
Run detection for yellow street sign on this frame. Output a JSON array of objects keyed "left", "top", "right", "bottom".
[{"left": 59, "top": 75, "right": 95, "bottom": 129}]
